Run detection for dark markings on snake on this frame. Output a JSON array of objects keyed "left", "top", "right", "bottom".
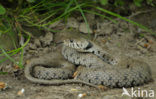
[
  {"left": 89, "top": 64, "right": 92, "bottom": 67},
  {"left": 53, "top": 73, "right": 56, "bottom": 77},
  {"left": 111, "top": 59, "right": 114, "bottom": 62},
  {"left": 84, "top": 42, "right": 93, "bottom": 50},
  {"left": 107, "top": 61, "right": 110, "bottom": 64},
  {"left": 131, "top": 80, "right": 135, "bottom": 86},
  {"left": 62, "top": 71, "right": 65, "bottom": 74},
  {"left": 124, "top": 75, "right": 127, "bottom": 80},
  {"left": 95, "top": 76, "right": 99, "bottom": 80},
  {"left": 63, "top": 48, "right": 66, "bottom": 52},
  {"left": 115, "top": 81, "right": 120, "bottom": 87},
  {"left": 97, "top": 51, "right": 100, "bottom": 54},
  {"left": 78, "top": 73, "right": 81, "bottom": 77},
  {"left": 68, "top": 74, "right": 71, "bottom": 77},
  {"left": 88, "top": 79, "right": 91, "bottom": 83},
  {"left": 78, "top": 61, "right": 80, "bottom": 65},
  {"left": 84, "top": 74, "right": 88, "bottom": 78},
  {"left": 138, "top": 73, "right": 142, "bottom": 78},
  {"left": 103, "top": 54, "right": 105, "bottom": 58},
  {"left": 73, "top": 59, "right": 76, "bottom": 64},
  {"left": 76, "top": 43, "right": 79, "bottom": 47},
  {"left": 83, "top": 59, "right": 86, "bottom": 61},
  {"left": 108, "top": 76, "right": 112, "bottom": 81},
  {"left": 106, "top": 58, "right": 109, "bottom": 61},
  {"left": 127, "top": 64, "right": 130, "bottom": 68},
  {"left": 70, "top": 53, "right": 73, "bottom": 57},
  {"left": 144, "top": 76, "right": 148, "bottom": 82},
  {"left": 36, "top": 71, "right": 41, "bottom": 76},
  {"left": 101, "top": 81, "right": 104, "bottom": 85},
  {"left": 46, "top": 72, "right": 49, "bottom": 76},
  {"left": 70, "top": 39, "right": 73, "bottom": 43},
  {"left": 65, "top": 55, "right": 68, "bottom": 58}
]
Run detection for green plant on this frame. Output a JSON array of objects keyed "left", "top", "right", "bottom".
[
  {"left": 0, "top": 0, "right": 155, "bottom": 72},
  {"left": 0, "top": 4, "right": 6, "bottom": 15},
  {"left": 0, "top": 1, "right": 31, "bottom": 69},
  {"left": 100, "top": 0, "right": 155, "bottom": 7},
  {"left": 133, "top": 0, "right": 144, "bottom": 7}
]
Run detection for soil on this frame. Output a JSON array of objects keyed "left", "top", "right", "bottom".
[{"left": 0, "top": 9, "right": 156, "bottom": 99}]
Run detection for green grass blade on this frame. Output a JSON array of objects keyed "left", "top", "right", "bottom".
[
  {"left": 0, "top": 47, "right": 23, "bottom": 67},
  {"left": 64, "top": 0, "right": 74, "bottom": 14},
  {"left": 43, "top": 3, "right": 86, "bottom": 27},
  {"left": 83, "top": 10, "right": 117, "bottom": 24},
  {"left": 0, "top": 49, "right": 19, "bottom": 63},
  {"left": 95, "top": 6, "right": 153, "bottom": 34},
  {"left": 0, "top": 72, "right": 8, "bottom": 75},
  {"left": 74, "top": 0, "right": 90, "bottom": 33},
  {"left": 19, "top": 48, "right": 24, "bottom": 68}
]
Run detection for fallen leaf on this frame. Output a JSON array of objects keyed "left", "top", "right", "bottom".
[
  {"left": 98, "top": 85, "right": 108, "bottom": 91},
  {"left": 144, "top": 43, "right": 149, "bottom": 48},
  {"left": 14, "top": 65, "right": 20, "bottom": 69},
  {"left": 72, "top": 71, "right": 78, "bottom": 78},
  {"left": 78, "top": 93, "right": 87, "bottom": 98},
  {"left": 17, "top": 88, "right": 25, "bottom": 96},
  {"left": 26, "top": 60, "right": 30, "bottom": 64},
  {"left": 0, "top": 82, "right": 5, "bottom": 89}
]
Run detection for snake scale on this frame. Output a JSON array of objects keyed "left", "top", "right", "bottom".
[{"left": 25, "top": 38, "right": 152, "bottom": 88}]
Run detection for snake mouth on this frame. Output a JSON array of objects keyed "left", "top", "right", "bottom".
[{"left": 56, "top": 41, "right": 64, "bottom": 46}]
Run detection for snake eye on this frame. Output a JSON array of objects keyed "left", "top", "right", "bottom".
[
  {"left": 84, "top": 41, "right": 93, "bottom": 50},
  {"left": 70, "top": 39, "right": 73, "bottom": 43}
]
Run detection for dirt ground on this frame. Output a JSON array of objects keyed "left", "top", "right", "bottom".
[{"left": 0, "top": 9, "right": 156, "bottom": 99}]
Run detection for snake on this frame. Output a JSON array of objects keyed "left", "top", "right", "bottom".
[{"left": 24, "top": 38, "right": 152, "bottom": 88}]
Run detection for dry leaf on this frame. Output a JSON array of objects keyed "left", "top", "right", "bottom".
[
  {"left": 17, "top": 88, "right": 25, "bottom": 96},
  {"left": 26, "top": 60, "right": 30, "bottom": 64},
  {"left": 144, "top": 43, "right": 149, "bottom": 48},
  {"left": 78, "top": 93, "right": 87, "bottom": 98},
  {"left": 72, "top": 71, "right": 78, "bottom": 78},
  {"left": 0, "top": 82, "right": 6, "bottom": 89},
  {"left": 98, "top": 85, "right": 108, "bottom": 91}
]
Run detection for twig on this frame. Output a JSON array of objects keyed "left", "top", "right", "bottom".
[{"left": 128, "top": 10, "right": 153, "bottom": 19}]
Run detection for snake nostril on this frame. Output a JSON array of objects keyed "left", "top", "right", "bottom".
[{"left": 127, "top": 64, "right": 130, "bottom": 68}]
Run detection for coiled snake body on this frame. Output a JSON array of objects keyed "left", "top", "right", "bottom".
[{"left": 25, "top": 38, "right": 152, "bottom": 88}]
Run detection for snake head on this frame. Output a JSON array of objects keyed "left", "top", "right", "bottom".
[{"left": 63, "top": 38, "right": 93, "bottom": 52}]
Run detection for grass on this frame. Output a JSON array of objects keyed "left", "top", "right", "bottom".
[
  {"left": 0, "top": 0, "right": 155, "bottom": 72},
  {"left": 95, "top": 6, "right": 154, "bottom": 35},
  {"left": 0, "top": 35, "right": 30, "bottom": 68}
]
